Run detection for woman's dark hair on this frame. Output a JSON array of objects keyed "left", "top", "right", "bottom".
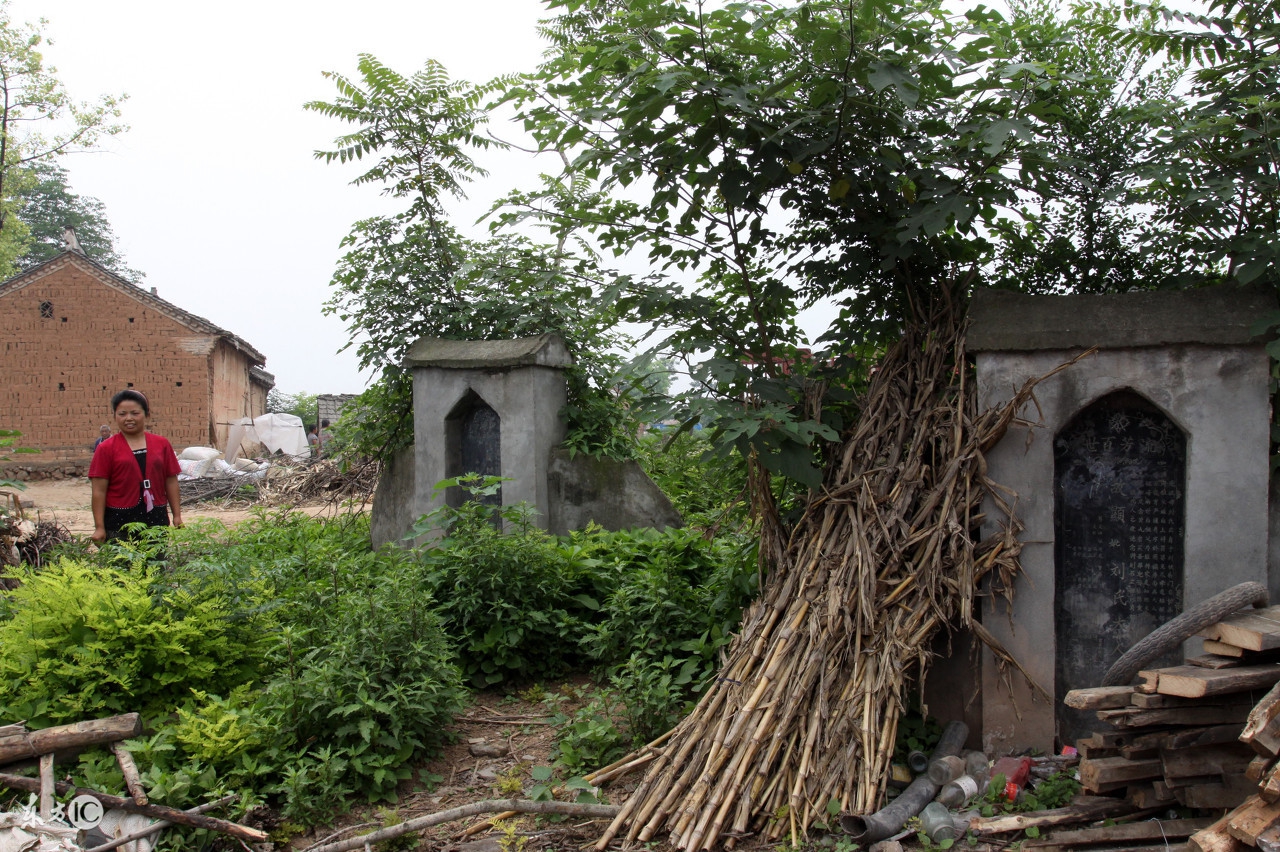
[{"left": 111, "top": 389, "right": 150, "bottom": 416}]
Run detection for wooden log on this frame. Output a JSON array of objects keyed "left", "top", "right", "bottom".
[
  {"left": 111, "top": 742, "right": 148, "bottom": 806},
  {"left": 1190, "top": 811, "right": 1247, "bottom": 852},
  {"left": 1025, "top": 817, "right": 1214, "bottom": 847},
  {"left": 1097, "top": 705, "right": 1251, "bottom": 727},
  {"left": 1155, "top": 664, "right": 1280, "bottom": 699},
  {"left": 1228, "top": 795, "right": 1280, "bottom": 845},
  {"left": 1206, "top": 606, "right": 1280, "bottom": 652},
  {"left": 0, "top": 772, "right": 267, "bottom": 842},
  {"left": 1080, "top": 757, "right": 1163, "bottom": 793},
  {"left": 968, "top": 798, "right": 1136, "bottom": 835},
  {"left": 85, "top": 794, "right": 237, "bottom": 852},
  {"left": 1065, "top": 686, "right": 1136, "bottom": 710},
  {"left": 0, "top": 714, "right": 143, "bottom": 766},
  {"left": 1022, "top": 845, "right": 1174, "bottom": 852}
]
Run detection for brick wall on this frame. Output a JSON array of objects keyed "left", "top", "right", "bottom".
[{"left": 0, "top": 258, "right": 254, "bottom": 459}]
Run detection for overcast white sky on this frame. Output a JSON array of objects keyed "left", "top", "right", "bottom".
[{"left": 9, "top": 0, "right": 554, "bottom": 395}]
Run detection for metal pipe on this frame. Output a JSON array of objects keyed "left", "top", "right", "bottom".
[{"left": 839, "top": 720, "right": 969, "bottom": 844}]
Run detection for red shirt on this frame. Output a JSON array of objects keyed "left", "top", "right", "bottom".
[{"left": 88, "top": 432, "right": 182, "bottom": 509}]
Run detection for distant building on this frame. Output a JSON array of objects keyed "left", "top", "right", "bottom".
[
  {"left": 316, "top": 393, "right": 357, "bottom": 427},
  {"left": 0, "top": 250, "right": 273, "bottom": 459}
]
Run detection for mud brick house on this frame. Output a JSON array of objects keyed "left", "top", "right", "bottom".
[{"left": 0, "top": 250, "right": 273, "bottom": 462}]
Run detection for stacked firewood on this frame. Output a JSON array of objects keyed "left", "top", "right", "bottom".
[{"left": 1065, "top": 604, "right": 1280, "bottom": 847}]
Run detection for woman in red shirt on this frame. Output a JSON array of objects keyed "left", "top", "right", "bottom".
[{"left": 89, "top": 390, "right": 184, "bottom": 542}]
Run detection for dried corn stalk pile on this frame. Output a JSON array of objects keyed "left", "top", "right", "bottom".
[{"left": 598, "top": 295, "right": 1060, "bottom": 852}]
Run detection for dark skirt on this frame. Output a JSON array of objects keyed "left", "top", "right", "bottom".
[{"left": 104, "top": 503, "right": 171, "bottom": 541}]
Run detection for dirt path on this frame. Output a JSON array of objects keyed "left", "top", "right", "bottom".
[{"left": 11, "top": 477, "right": 344, "bottom": 536}]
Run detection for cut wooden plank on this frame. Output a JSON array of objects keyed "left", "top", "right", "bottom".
[
  {"left": 1065, "top": 686, "right": 1137, "bottom": 710},
  {"left": 1190, "top": 654, "right": 1245, "bottom": 669},
  {"left": 1131, "top": 690, "right": 1249, "bottom": 711},
  {"left": 1190, "top": 811, "right": 1248, "bottom": 852},
  {"left": 1080, "top": 756, "right": 1163, "bottom": 792},
  {"left": 1249, "top": 716, "right": 1280, "bottom": 758},
  {"left": 1243, "top": 682, "right": 1280, "bottom": 753},
  {"left": 1178, "top": 774, "right": 1257, "bottom": 809},
  {"left": 1163, "top": 743, "right": 1256, "bottom": 783},
  {"left": 1164, "top": 725, "right": 1250, "bottom": 750},
  {"left": 1228, "top": 795, "right": 1280, "bottom": 845},
  {"left": 1155, "top": 664, "right": 1280, "bottom": 698},
  {"left": 969, "top": 797, "right": 1136, "bottom": 835},
  {"left": 1259, "top": 821, "right": 1280, "bottom": 852},
  {"left": 1079, "top": 730, "right": 1130, "bottom": 748},
  {"left": 1127, "top": 783, "right": 1177, "bottom": 808},
  {"left": 1079, "top": 744, "right": 1122, "bottom": 760},
  {"left": 1206, "top": 639, "right": 1248, "bottom": 658},
  {"left": 1098, "top": 705, "right": 1251, "bottom": 727},
  {"left": 1261, "top": 762, "right": 1280, "bottom": 804},
  {"left": 1250, "top": 756, "right": 1276, "bottom": 783},
  {"left": 1120, "top": 745, "right": 1160, "bottom": 760},
  {"left": 1025, "top": 817, "right": 1214, "bottom": 848},
  {"left": 1137, "top": 670, "right": 1162, "bottom": 694},
  {"left": 1211, "top": 606, "right": 1280, "bottom": 652}
]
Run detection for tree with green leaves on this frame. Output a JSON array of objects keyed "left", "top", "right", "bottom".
[
  {"left": 499, "top": 0, "right": 1089, "bottom": 490},
  {"left": 11, "top": 160, "right": 143, "bottom": 280},
  {"left": 987, "top": 0, "right": 1188, "bottom": 294},
  {"left": 0, "top": 0, "right": 126, "bottom": 277},
  {"left": 308, "top": 55, "right": 638, "bottom": 460},
  {"left": 1117, "top": 0, "right": 1278, "bottom": 290}
]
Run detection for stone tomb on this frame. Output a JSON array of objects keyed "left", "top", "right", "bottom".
[
  {"left": 370, "top": 334, "right": 681, "bottom": 547},
  {"left": 403, "top": 335, "right": 572, "bottom": 533},
  {"left": 968, "top": 285, "right": 1274, "bottom": 753}
]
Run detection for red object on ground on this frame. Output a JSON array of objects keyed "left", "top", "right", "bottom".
[{"left": 990, "top": 756, "right": 1032, "bottom": 802}]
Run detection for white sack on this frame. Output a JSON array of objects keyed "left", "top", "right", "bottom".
[{"left": 179, "top": 446, "right": 221, "bottom": 462}]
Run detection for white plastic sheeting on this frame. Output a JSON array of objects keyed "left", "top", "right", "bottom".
[
  {"left": 0, "top": 802, "right": 79, "bottom": 852},
  {"left": 224, "top": 413, "right": 311, "bottom": 462}
]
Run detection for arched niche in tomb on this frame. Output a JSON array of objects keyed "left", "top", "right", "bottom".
[
  {"left": 445, "top": 388, "right": 502, "bottom": 511},
  {"left": 1053, "top": 389, "right": 1186, "bottom": 744}
]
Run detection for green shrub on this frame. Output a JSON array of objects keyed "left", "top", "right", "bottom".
[
  {"left": 414, "top": 481, "right": 604, "bottom": 687},
  {"left": 636, "top": 429, "right": 748, "bottom": 525},
  {"left": 0, "top": 558, "right": 265, "bottom": 726},
  {"left": 23, "top": 512, "right": 470, "bottom": 827},
  {"left": 260, "top": 564, "right": 465, "bottom": 816}
]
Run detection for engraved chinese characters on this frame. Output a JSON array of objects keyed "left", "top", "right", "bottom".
[{"left": 1054, "top": 391, "right": 1186, "bottom": 744}]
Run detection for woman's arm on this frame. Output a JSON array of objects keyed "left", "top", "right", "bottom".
[
  {"left": 91, "top": 478, "right": 108, "bottom": 542},
  {"left": 166, "top": 475, "right": 183, "bottom": 528}
]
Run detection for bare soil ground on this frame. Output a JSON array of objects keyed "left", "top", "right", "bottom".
[
  {"left": 12, "top": 478, "right": 345, "bottom": 536},
  {"left": 281, "top": 681, "right": 656, "bottom": 852}
]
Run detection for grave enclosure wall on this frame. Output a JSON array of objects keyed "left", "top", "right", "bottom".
[{"left": 954, "top": 285, "right": 1275, "bottom": 754}]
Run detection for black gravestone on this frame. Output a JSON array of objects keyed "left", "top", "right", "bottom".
[
  {"left": 460, "top": 402, "right": 502, "bottom": 511},
  {"left": 1054, "top": 390, "right": 1185, "bottom": 745}
]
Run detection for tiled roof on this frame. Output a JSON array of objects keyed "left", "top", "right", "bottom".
[{"left": 0, "top": 250, "right": 267, "bottom": 364}]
